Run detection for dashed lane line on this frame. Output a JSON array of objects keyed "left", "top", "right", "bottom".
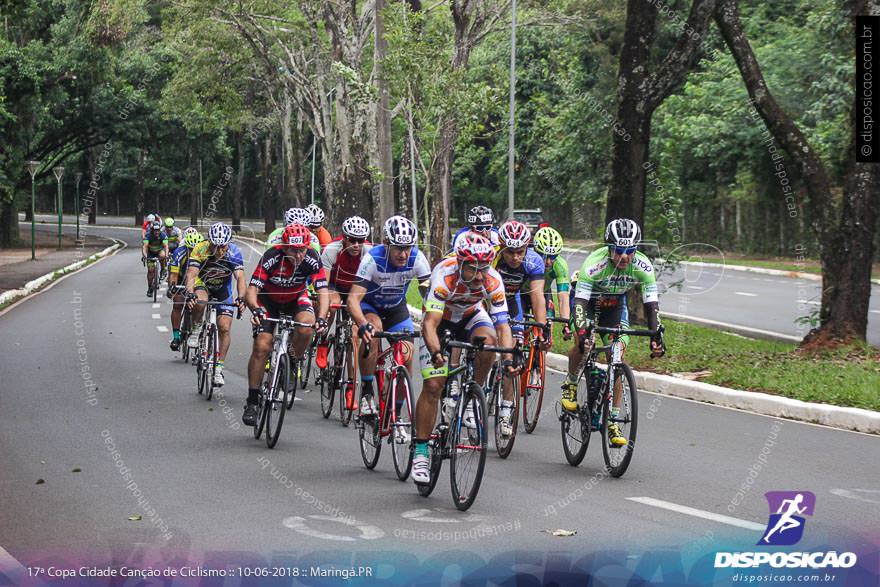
[
  {"left": 157, "top": 326, "right": 169, "bottom": 333},
  {"left": 626, "top": 497, "right": 765, "bottom": 531},
  {"left": 733, "top": 291, "right": 757, "bottom": 297},
  {"left": 151, "top": 313, "right": 161, "bottom": 319}
]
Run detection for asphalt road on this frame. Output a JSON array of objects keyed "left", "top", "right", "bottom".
[{"left": 1, "top": 222, "right": 877, "bottom": 573}]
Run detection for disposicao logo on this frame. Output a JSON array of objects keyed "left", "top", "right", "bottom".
[{"left": 714, "top": 491, "right": 858, "bottom": 570}]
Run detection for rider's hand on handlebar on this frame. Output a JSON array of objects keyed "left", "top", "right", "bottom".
[
  {"left": 562, "top": 324, "right": 573, "bottom": 341},
  {"left": 250, "top": 306, "right": 267, "bottom": 326},
  {"left": 650, "top": 338, "right": 665, "bottom": 358},
  {"left": 314, "top": 317, "right": 329, "bottom": 336},
  {"left": 430, "top": 350, "right": 446, "bottom": 369},
  {"left": 358, "top": 322, "right": 374, "bottom": 344}
]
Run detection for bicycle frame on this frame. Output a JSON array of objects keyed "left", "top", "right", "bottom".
[{"left": 374, "top": 334, "right": 418, "bottom": 439}]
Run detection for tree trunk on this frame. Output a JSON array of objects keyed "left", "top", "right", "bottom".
[
  {"left": 0, "top": 200, "right": 19, "bottom": 247},
  {"left": 189, "top": 148, "right": 199, "bottom": 226},
  {"left": 428, "top": 118, "right": 457, "bottom": 261},
  {"left": 232, "top": 133, "right": 244, "bottom": 231},
  {"left": 735, "top": 199, "right": 742, "bottom": 249},
  {"left": 135, "top": 149, "right": 145, "bottom": 227},
  {"left": 716, "top": 0, "right": 878, "bottom": 345},
  {"left": 374, "top": 0, "right": 395, "bottom": 229},
  {"left": 262, "top": 135, "right": 276, "bottom": 235}
]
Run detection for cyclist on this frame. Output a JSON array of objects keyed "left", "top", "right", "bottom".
[
  {"left": 142, "top": 213, "right": 160, "bottom": 238},
  {"left": 492, "top": 220, "right": 548, "bottom": 437},
  {"left": 530, "top": 226, "right": 572, "bottom": 337},
  {"left": 450, "top": 205, "right": 501, "bottom": 249},
  {"left": 244, "top": 224, "right": 330, "bottom": 426},
  {"left": 266, "top": 208, "right": 320, "bottom": 252},
  {"left": 141, "top": 221, "right": 168, "bottom": 297},
  {"left": 348, "top": 216, "right": 430, "bottom": 417},
  {"left": 167, "top": 227, "right": 203, "bottom": 351},
  {"left": 318, "top": 215, "right": 372, "bottom": 405},
  {"left": 185, "top": 222, "right": 247, "bottom": 387},
  {"left": 163, "top": 217, "right": 183, "bottom": 253},
  {"left": 307, "top": 204, "right": 333, "bottom": 248},
  {"left": 413, "top": 233, "right": 517, "bottom": 485},
  {"left": 562, "top": 218, "right": 665, "bottom": 446}
]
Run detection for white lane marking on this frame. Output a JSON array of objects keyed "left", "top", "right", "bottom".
[
  {"left": 400, "top": 508, "right": 489, "bottom": 524},
  {"left": 152, "top": 303, "right": 160, "bottom": 309},
  {"left": 734, "top": 291, "right": 758, "bottom": 297},
  {"left": 830, "top": 488, "right": 880, "bottom": 504},
  {"left": 662, "top": 313, "right": 801, "bottom": 341},
  {"left": 157, "top": 326, "right": 169, "bottom": 333},
  {"left": 685, "top": 285, "right": 705, "bottom": 290},
  {"left": 151, "top": 313, "right": 161, "bottom": 319},
  {"left": 797, "top": 299, "right": 820, "bottom": 306},
  {"left": 282, "top": 515, "right": 384, "bottom": 542},
  {"left": 627, "top": 497, "right": 765, "bottom": 531},
  {"left": 870, "top": 310, "right": 880, "bottom": 315}
]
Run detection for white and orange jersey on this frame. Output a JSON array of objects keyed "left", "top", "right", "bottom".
[{"left": 424, "top": 257, "right": 509, "bottom": 323}]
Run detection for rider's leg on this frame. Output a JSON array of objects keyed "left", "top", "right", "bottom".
[
  {"left": 247, "top": 332, "right": 274, "bottom": 397},
  {"left": 290, "top": 309, "right": 315, "bottom": 359}
]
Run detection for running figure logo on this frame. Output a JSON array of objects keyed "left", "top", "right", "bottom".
[{"left": 759, "top": 491, "right": 816, "bottom": 546}]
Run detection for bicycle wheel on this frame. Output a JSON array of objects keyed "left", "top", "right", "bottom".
[
  {"left": 450, "top": 382, "right": 487, "bottom": 511},
  {"left": 196, "top": 332, "right": 208, "bottom": 395},
  {"left": 152, "top": 273, "right": 158, "bottom": 303},
  {"left": 319, "top": 339, "right": 335, "bottom": 418},
  {"left": 300, "top": 342, "right": 314, "bottom": 390},
  {"left": 253, "top": 389, "right": 268, "bottom": 439},
  {"left": 601, "top": 363, "right": 638, "bottom": 477},
  {"left": 338, "top": 341, "right": 354, "bottom": 427},
  {"left": 358, "top": 411, "right": 382, "bottom": 470},
  {"left": 560, "top": 370, "right": 591, "bottom": 466},
  {"left": 390, "top": 368, "right": 415, "bottom": 481},
  {"left": 494, "top": 374, "right": 519, "bottom": 459},
  {"left": 181, "top": 311, "right": 191, "bottom": 363},
  {"left": 416, "top": 431, "right": 444, "bottom": 497},
  {"left": 205, "top": 326, "right": 216, "bottom": 401},
  {"left": 285, "top": 356, "right": 299, "bottom": 410},
  {"left": 522, "top": 346, "right": 546, "bottom": 434},
  {"left": 265, "top": 353, "right": 291, "bottom": 449}
]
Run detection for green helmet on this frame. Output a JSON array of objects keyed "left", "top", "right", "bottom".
[
  {"left": 164, "top": 217, "right": 175, "bottom": 228},
  {"left": 184, "top": 230, "right": 204, "bottom": 249},
  {"left": 533, "top": 226, "right": 563, "bottom": 255}
]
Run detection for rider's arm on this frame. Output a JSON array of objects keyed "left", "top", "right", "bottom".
[
  {"left": 528, "top": 278, "right": 547, "bottom": 324},
  {"left": 346, "top": 284, "right": 368, "bottom": 328},
  {"left": 235, "top": 268, "right": 247, "bottom": 299},
  {"left": 245, "top": 284, "right": 261, "bottom": 310},
  {"left": 184, "top": 265, "right": 198, "bottom": 294},
  {"left": 495, "top": 321, "right": 515, "bottom": 362},
  {"left": 421, "top": 310, "right": 444, "bottom": 358}
]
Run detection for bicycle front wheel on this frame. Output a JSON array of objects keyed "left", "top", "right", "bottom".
[
  {"left": 450, "top": 382, "right": 487, "bottom": 511},
  {"left": 319, "top": 339, "right": 335, "bottom": 418},
  {"left": 265, "top": 353, "right": 290, "bottom": 449},
  {"left": 494, "top": 374, "right": 519, "bottom": 459},
  {"left": 601, "top": 363, "right": 638, "bottom": 477},
  {"left": 205, "top": 327, "right": 217, "bottom": 401},
  {"left": 338, "top": 341, "right": 354, "bottom": 427},
  {"left": 560, "top": 371, "right": 591, "bottom": 466},
  {"left": 416, "top": 432, "right": 444, "bottom": 497},
  {"left": 285, "top": 357, "right": 299, "bottom": 410},
  {"left": 358, "top": 412, "right": 381, "bottom": 469},
  {"left": 196, "top": 334, "right": 208, "bottom": 396},
  {"left": 390, "top": 368, "right": 415, "bottom": 481},
  {"left": 522, "top": 347, "right": 546, "bottom": 433},
  {"left": 300, "top": 342, "right": 314, "bottom": 390}
]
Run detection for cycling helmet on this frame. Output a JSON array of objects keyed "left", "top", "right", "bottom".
[
  {"left": 208, "top": 222, "right": 232, "bottom": 245},
  {"left": 533, "top": 226, "right": 564, "bottom": 256},
  {"left": 146, "top": 214, "right": 156, "bottom": 222},
  {"left": 150, "top": 221, "right": 162, "bottom": 231},
  {"left": 183, "top": 230, "right": 204, "bottom": 249},
  {"left": 284, "top": 207, "right": 312, "bottom": 227},
  {"left": 467, "top": 205, "right": 495, "bottom": 227},
  {"left": 604, "top": 218, "right": 642, "bottom": 248},
  {"left": 498, "top": 220, "right": 531, "bottom": 248},
  {"left": 383, "top": 215, "right": 417, "bottom": 246},
  {"left": 164, "top": 217, "right": 175, "bottom": 227},
  {"left": 341, "top": 216, "right": 371, "bottom": 239},
  {"left": 455, "top": 233, "right": 496, "bottom": 264},
  {"left": 282, "top": 224, "right": 311, "bottom": 247},
  {"left": 306, "top": 204, "right": 325, "bottom": 228},
  {"left": 182, "top": 226, "right": 198, "bottom": 238}
]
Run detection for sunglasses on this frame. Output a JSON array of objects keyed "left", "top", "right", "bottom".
[
  {"left": 462, "top": 263, "right": 491, "bottom": 273},
  {"left": 542, "top": 254, "right": 559, "bottom": 262},
  {"left": 471, "top": 224, "right": 492, "bottom": 233},
  {"left": 610, "top": 245, "right": 637, "bottom": 255},
  {"left": 346, "top": 236, "right": 366, "bottom": 244}
]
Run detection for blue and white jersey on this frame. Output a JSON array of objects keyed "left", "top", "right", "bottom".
[
  {"left": 451, "top": 226, "right": 501, "bottom": 250},
  {"left": 355, "top": 245, "right": 431, "bottom": 309}
]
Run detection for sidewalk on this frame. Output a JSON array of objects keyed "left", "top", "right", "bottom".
[{"left": 0, "top": 233, "right": 111, "bottom": 294}]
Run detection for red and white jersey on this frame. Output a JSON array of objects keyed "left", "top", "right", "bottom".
[
  {"left": 321, "top": 237, "right": 373, "bottom": 292},
  {"left": 424, "top": 257, "right": 508, "bottom": 323}
]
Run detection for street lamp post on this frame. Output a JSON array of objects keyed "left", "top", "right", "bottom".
[
  {"left": 507, "top": 0, "right": 517, "bottom": 219},
  {"left": 26, "top": 161, "right": 41, "bottom": 261},
  {"left": 53, "top": 166, "right": 65, "bottom": 249},
  {"left": 75, "top": 172, "right": 83, "bottom": 243}
]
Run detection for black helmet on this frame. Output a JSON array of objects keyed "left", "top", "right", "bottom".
[{"left": 467, "top": 205, "right": 495, "bottom": 227}]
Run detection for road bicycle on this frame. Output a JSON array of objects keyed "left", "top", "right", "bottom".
[
  {"left": 252, "top": 315, "right": 314, "bottom": 449},
  {"left": 558, "top": 324, "right": 664, "bottom": 477},
  {"left": 484, "top": 347, "right": 522, "bottom": 459},
  {"left": 356, "top": 330, "right": 419, "bottom": 480},
  {"left": 512, "top": 316, "right": 556, "bottom": 434},
  {"left": 143, "top": 257, "right": 161, "bottom": 303},
  {"left": 191, "top": 297, "right": 240, "bottom": 401},
  {"left": 416, "top": 334, "right": 517, "bottom": 511},
  {"left": 168, "top": 285, "right": 192, "bottom": 362},
  {"left": 323, "top": 303, "right": 357, "bottom": 426}
]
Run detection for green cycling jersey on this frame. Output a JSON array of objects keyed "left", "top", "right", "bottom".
[
  {"left": 573, "top": 247, "right": 658, "bottom": 303},
  {"left": 542, "top": 255, "right": 570, "bottom": 294}
]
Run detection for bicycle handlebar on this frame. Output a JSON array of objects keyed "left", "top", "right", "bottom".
[
  {"left": 593, "top": 324, "right": 664, "bottom": 338},
  {"left": 444, "top": 338, "right": 518, "bottom": 355},
  {"left": 259, "top": 316, "right": 316, "bottom": 329}
]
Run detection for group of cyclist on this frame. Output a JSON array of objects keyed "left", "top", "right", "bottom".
[{"left": 143, "top": 201, "right": 665, "bottom": 488}]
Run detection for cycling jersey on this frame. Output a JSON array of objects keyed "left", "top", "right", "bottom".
[
  {"left": 143, "top": 231, "right": 167, "bottom": 253},
  {"left": 355, "top": 245, "right": 431, "bottom": 309},
  {"left": 164, "top": 226, "right": 183, "bottom": 250},
  {"left": 250, "top": 247, "right": 328, "bottom": 306},
  {"left": 265, "top": 227, "right": 321, "bottom": 252},
  {"left": 451, "top": 227, "right": 501, "bottom": 249},
  {"left": 321, "top": 237, "right": 373, "bottom": 292},
  {"left": 424, "top": 257, "right": 508, "bottom": 324},
  {"left": 188, "top": 241, "right": 245, "bottom": 291},
  {"left": 168, "top": 245, "right": 190, "bottom": 277},
  {"left": 493, "top": 248, "right": 545, "bottom": 297},
  {"left": 573, "top": 247, "right": 658, "bottom": 303},
  {"left": 542, "top": 254, "right": 570, "bottom": 293},
  {"left": 313, "top": 226, "right": 333, "bottom": 248}
]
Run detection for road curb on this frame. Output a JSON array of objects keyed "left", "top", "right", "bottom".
[
  {"left": 541, "top": 351, "right": 879, "bottom": 435},
  {"left": 0, "top": 239, "right": 125, "bottom": 308},
  {"left": 661, "top": 312, "right": 802, "bottom": 343}
]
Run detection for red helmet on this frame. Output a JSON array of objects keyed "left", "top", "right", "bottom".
[
  {"left": 498, "top": 220, "right": 532, "bottom": 248},
  {"left": 282, "top": 224, "right": 311, "bottom": 247},
  {"left": 455, "top": 233, "right": 496, "bottom": 264}
]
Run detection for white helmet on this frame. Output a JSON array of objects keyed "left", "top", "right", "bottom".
[
  {"left": 306, "top": 204, "right": 325, "bottom": 228},
  {"left": 208, "top": 222, "right": 233, "bottom": 245},
  {"left": 284, "top": 207, "right": 312, "bottom": 226},
  {"left": 383, "top": 216, "right": 417, "bottom": 246},
  {"left": 341, "top": 216, "right": 370, "bottom": 239},
  {"left": 604, "top": 218, "right": 642, "bottom": 248},
  {"left": 146, "top": 214, "right": 156, "bottom": 222}
]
